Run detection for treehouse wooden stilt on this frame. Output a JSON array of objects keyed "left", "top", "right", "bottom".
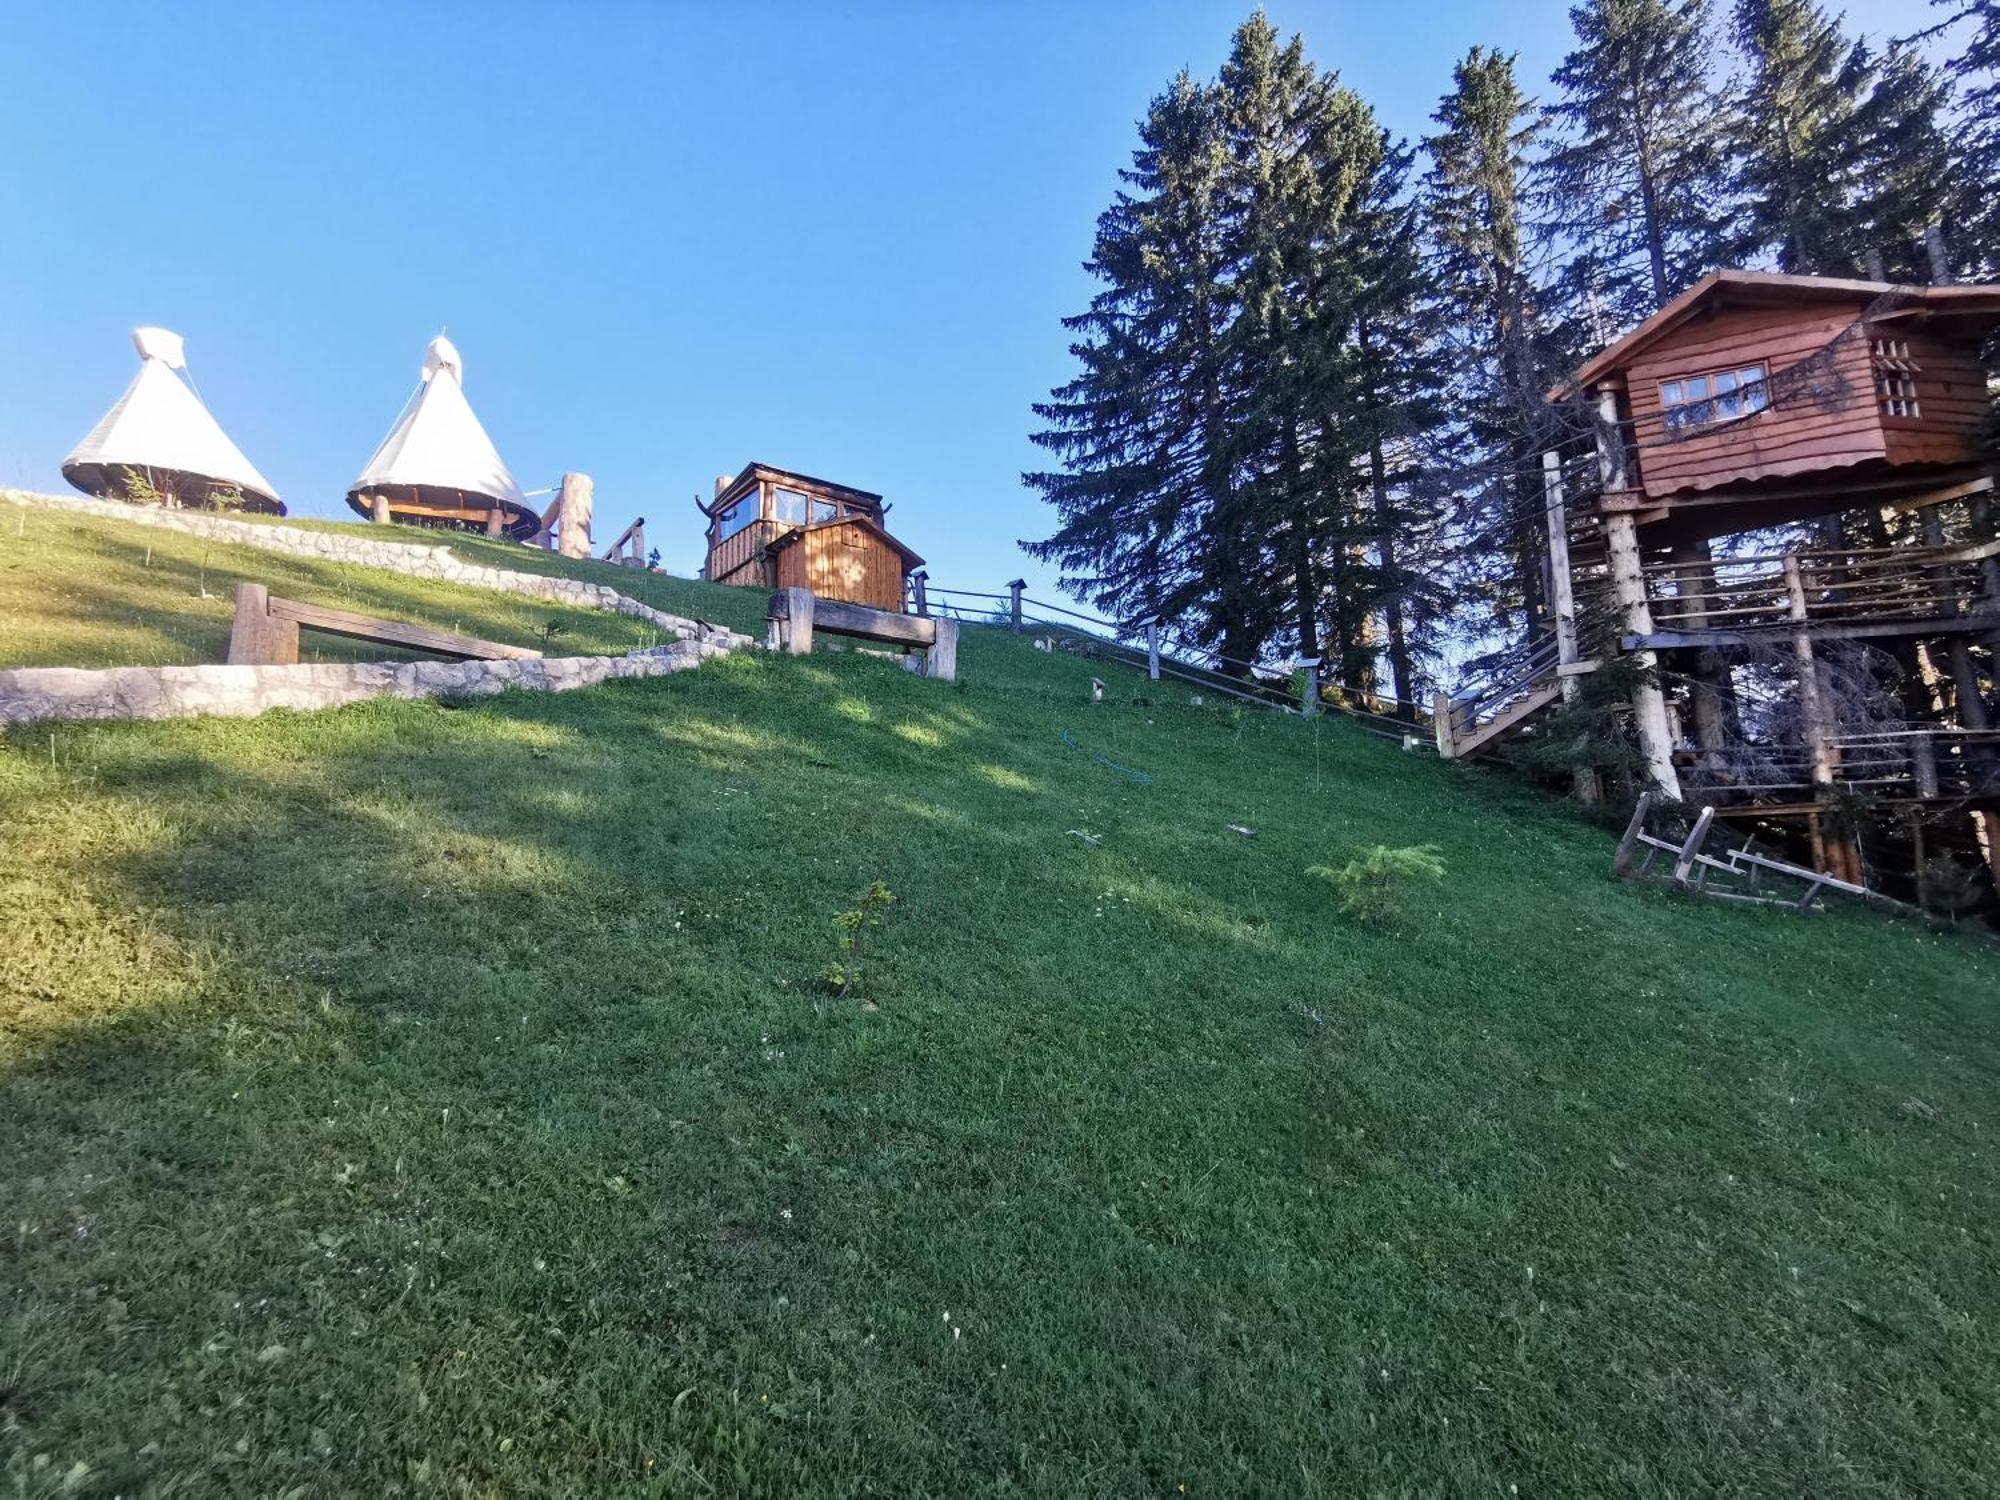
[
  {"left": 698, "top": 462, "right": 923, "bottom": 612},
  {"left": 1439, "top": 269, "right": 2000, "bottom": 890}
]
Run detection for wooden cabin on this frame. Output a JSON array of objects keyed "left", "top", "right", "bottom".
[
  {"left": 1569, "top": 270, "right": 2000, "bottom": 541},
  {"left": 698, "top": 462, "right": 924, "bottom": 611}
]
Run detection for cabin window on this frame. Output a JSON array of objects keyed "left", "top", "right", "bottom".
[
  {"left": 1872, "top": 338, "right": 1922, "bottom": 418},
  {"left": 773, "top": 487, "right": 810, "bottom": 525},
  {"left": 811, "top": 498, "right": 838, "bottom": 523},
  {"left": 717, "top": 497, "right": 755, "bottom": 540},
  {"left": 1659, "top": 364, "right": 1769, "bottom": 431}
]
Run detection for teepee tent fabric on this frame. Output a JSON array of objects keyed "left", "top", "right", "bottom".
[
  {"left": 63, "top": 328, "right": 283, "bottom": 512},
  {"left": 349, "top": 337, "right": 527, "bottom": 512}
]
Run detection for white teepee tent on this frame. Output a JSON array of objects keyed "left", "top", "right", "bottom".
[
  {"left": 63, "top": 328, "right": 284, "bottom": 514},
  {"left": 346, "top": 336, "right": 533, "bottom": 538}
]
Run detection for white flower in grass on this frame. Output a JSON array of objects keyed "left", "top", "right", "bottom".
[{"left": 780, "top": 1209, "right": 793, "bottom": 1221}]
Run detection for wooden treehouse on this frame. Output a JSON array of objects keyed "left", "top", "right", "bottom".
[
  {"left": 698, "top": 462, "right": 924, "bottom": 611},
  {"left": 1436, "top": 270, "right": 2000, "bottom": 886}
]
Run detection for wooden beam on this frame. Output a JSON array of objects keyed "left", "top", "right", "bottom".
[
  {"left": 1625, "top": 612, "right": 1996, "bottom": 650},
  {"left": 770, "top": 591, "right": 936, "bottom": 648},
  {"left": 226, "top": 582, "right": 299, "bottom": 665},
  {"left": 265, "top": 596, "right": 542, "bottom": 660}
]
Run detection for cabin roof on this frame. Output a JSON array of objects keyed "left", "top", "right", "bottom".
[
  {"left": 700, "top": 461, "right": 886, "bottom": 516},
  {"left": 766, "top": 511, "right": 925, "bottom": 569},
  {"left": 1558, "top": 270, "right": 2000, "bottom": 396}
]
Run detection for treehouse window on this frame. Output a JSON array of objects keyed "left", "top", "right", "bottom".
[
  {"left": 717, "top": 496, "right": 755, "bottom": 540},
  {"left": 1660, "top": 364, "right": 1769, "bottom": 431},
  {"left": 811, "top": 497, "right": 839, "bottom": 523},
  {"left": 1872, "top": 338, "right": 1922, "bottom": 418},
  {"left": 773, "top": 487, "right": 810, "bottom": 525}
]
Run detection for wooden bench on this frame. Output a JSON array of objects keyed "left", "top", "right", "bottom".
[
  {"left": 766, "top": 587, "right": 958, "bottom": 681},
  {"left": 225, "top": 582, "right": 544, "bottom": 666}
]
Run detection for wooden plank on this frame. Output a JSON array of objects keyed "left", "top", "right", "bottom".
[
  {"left": 770, "top": 591, "right": 936, "bottom": 647},
  {"left": 1671, "top": 806, "right": 1717, "bottom": 886},
  {"left": 1612, "top": 791, "right": 1656, "bottom": 878},
  {"left": 266, "top": 597, "right": 542, "bottom": 660}
]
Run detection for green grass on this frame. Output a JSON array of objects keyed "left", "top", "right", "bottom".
[
  {"left": 3, "top": 621, "right": 1999, "bottom": 1495},
  {"left": 0, "top": 503, "right": 766, "bottom": 668}
]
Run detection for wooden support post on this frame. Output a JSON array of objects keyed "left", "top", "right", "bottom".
[
  {"left": 1671, "top": 538, "right": 1731, "bottom": 761},
  {"left": 1147, "top": 622, "right": 1160, "bottom": 682},
  {"left": 1432, "top": 690, "right": 1456, "bottom": 759},
  {"left": 556, "top": 472, "right": 594, "bottom": 560},
  {"left": 225, "top": 582, "right": 299, "bottom": 666},
  {"left": 1912, "top": 732, "right": 1940, "bottom": 799},
  {"left": 1593, "top": 382, "right": 1629, "bottom": 492},
  {"left": 485, "top": 505, "right": 503, "bottom": 538},
  {"left": 910, "top": 569, "right": 928, "bottom": 617},
  {"left": 1919, "top": 505, "right": 1989, "bottom": 730},
  {"left": 629, "top": 521, "right": 647, "bottom": 568},
  {"left": 780, "top": 586, "right": 814, "bottom": 655},
  {"left": 925, "top": 618, "right": 959, "bottom": 681},
  {"left": 1007, "top": 579, "right": 1025, "bottom": 634},
  {"left": 1298, "top": 657, "right": 1320, "bottom": 716},
  {"left": 1542, "top": 453, "right": 1579, "bottom": 674},
  {"left": 1784, "top": 553, "right": 1859, "bottom": 881},
  {"left": 1544, "top": 450, "right": 1599, "bottom": 803},
  {"left": 370, "top": 493, "right": 390, "bottom": 525},
  {"left": 1605, "top": 511, "right": 1682, "bottom": 800}
]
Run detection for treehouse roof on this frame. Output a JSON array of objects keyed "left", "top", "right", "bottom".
[{"left": 1559, "top": 270, "right": 2000, "bottom": 397}]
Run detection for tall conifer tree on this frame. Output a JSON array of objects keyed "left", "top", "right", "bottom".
[
  {"left": 1546, "top": 0, "right": 1730, "bottom": 317},
  {"left": 1727, "top": 0, "right": 1872, "bottom": 274}
]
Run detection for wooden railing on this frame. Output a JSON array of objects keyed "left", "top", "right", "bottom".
[{"left": 1642, "top": 540, "right": 2000, "bottom": 635}]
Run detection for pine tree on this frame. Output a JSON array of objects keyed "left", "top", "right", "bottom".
[
  {"left": 1850, "top": 44, "right": 1962, "bottom": 280},
  {"left": 1547, "top": 0, "right": 1731, "bottom": 318},
  {"left": 1425, "top": 48, "right": 1567, "bottom": 653},
  {"left": 1727, "top": 0, "right": 1873, "bottom": 274},
  {"left": 1022, "top": 74, "right": 1243, "bottom": 652},
  {"left": 1912, "top": 1, "right": 2000, "bottom": 274},
  {"left": 1339, "top": 134, "right": 1453, "bottom": 713}
]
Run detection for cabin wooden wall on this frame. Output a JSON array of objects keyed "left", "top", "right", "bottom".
[
  {"left": 709, "top": 518, "right": 782, "bottom": 587},
  {"left": 1625, "top": 305, "right": 1884, "bottom": 498},
  {"left": 1880, "top": 326, "right": 1995, "bottom": 467},
  {"left": 774, "top": 522, "right": 906, "bottom": 610}
]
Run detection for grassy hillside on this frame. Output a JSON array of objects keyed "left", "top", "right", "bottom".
[
  {"left": 3, "top": 621, "right": 1998, "bottom": 1495},
  {"left": 0, "top": 502, "right": 764, "bottom": 668}
]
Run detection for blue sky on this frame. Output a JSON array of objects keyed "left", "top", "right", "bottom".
[{"left": 0, "top": 1, "right": 1925, "bottom": 597}]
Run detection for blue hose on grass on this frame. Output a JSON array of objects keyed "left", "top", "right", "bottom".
[{"left": 1059, "top": 727, "right": 1154, "bottom": 783}]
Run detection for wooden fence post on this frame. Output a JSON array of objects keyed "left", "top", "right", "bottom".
[
  {"left": 226, "top": 582, "right": 299, "bottom": 665},
  {"left": 926, "top": 618, "right": 959, "bottom": 681},
  {"left": 1432, "top": 690, "right": 1456, "bottom": 758},
  {"left": 485, "top": 506, "right": 503, "bottom": 538},
  {"left": 1147, "top": 622, "right": 1160, "bottom": 681},
  {"left": 1298, "top": 657, "right": 1320, "bottom": 716},
  {"left": 910, "top": 569, "right": 929, "bottom": 616},
  {"left": 370, "top": 494, "right": 390, "bottom": 525},
  {"left": 1007, "top": 579, "right": 1025, "bottom": 634}
]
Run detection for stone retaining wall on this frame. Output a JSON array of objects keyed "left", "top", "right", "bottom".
[
  {"left": 2, "top": 489, "right": 757, "bottom": 651},
  {"left": 0, "top": 639, "right": 732, "bottom": 726}
]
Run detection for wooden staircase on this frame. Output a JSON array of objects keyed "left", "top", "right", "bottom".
[{"left": 1433, "top": 641, "right": 1571, "bottom": 761}]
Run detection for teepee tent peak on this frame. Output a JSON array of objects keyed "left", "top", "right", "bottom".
[
  {"left": 132, "top": 326, "right": 186, "bottom": 369},
  {"left": 62, "top": 327, "right": 284, "bottom": 515},
  {"left": 346, "top": 334, "right": 535, "bottom": 539},
  {"left": 421, "top": 335, "right": 462, "bottom": 384}
]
